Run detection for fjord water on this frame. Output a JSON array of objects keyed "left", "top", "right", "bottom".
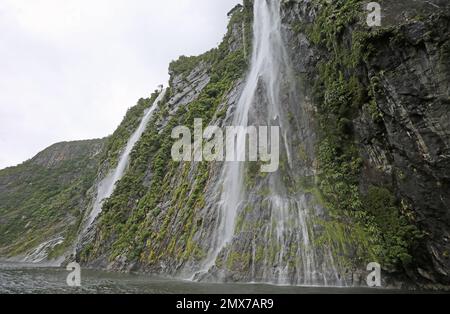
[
  {"left": 0, "top": 263, "right": 396, "bottom": 294},
  {"left": 202, "top": 0, "right": 342, "bottom": 285},
  {"left": 85, "top": 89, "right": 167, "bottom": 229}
]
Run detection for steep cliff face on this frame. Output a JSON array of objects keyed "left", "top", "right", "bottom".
[
  {"left": 79, "top": 2, "right": 344, "bottom": 286},
  {"left": 360, "top": 15, "right": 450, "bottom": 285},
  {"left": 71, "top": 0, "right": 449, "bottom": 287},
  {"left": 78, "top": 5, "right": 252, "bottom": 277},
  {"left": 281, "top": 0, "right": 450, "bottom": 286},
  {"left": 0, "top": 139, "right": 104, "bottom": 261},
  {"left": 77, "top": 0, "right": 449, "bottom": 287}
]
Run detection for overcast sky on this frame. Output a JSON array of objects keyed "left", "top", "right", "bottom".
[{"left": 0, "top": 0, "right": 241, "bottom": 169}]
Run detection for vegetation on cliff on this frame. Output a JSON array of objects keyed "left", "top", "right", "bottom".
[
  {"left": 292, "top": 0, "right": 447, "bottom": 276},
  {"left": 80, "top": 3, "right": 253, "bottom": 267}
]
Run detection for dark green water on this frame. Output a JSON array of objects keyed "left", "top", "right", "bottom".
[{"left": 0, "top": 262, "right": 407, "bottom": 294}]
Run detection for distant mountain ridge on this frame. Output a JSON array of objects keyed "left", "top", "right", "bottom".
[{"left": 0, "top": 139, "right": 104, "bottom": 260}]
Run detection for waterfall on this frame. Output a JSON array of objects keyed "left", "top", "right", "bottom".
[
  {"left": 201, "top": 0, "right": 344, "bottom": 286},
  {"left": 22, "top": 236, "right": 64, "bottom": 263},
  {"left": 214, "top": 0, "right": 292, "bottom": 255},
  {"left": 85, "top": 89, "right": 167, "bottom": 229}
]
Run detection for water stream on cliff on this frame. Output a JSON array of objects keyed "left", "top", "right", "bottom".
[
  {"left": 85, "top": 89, "right": 167, "bottom": 229},
  {"left": 202, "top": 0, "right": 342, "bottom": 286}
]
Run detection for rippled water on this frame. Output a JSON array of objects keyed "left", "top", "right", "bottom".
[{"left": 0, "top": 263, "right": 407, "bottom": 294}]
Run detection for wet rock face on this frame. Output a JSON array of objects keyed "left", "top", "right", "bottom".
[
  {"left": 169, "top": 63, "right": 211, "bottom": 110},
  {"left": 282, "top": 0, "right": 450, "bottom": 285},
  {"left": 364, "top": 16, "right": 450, "bottom": 284}
]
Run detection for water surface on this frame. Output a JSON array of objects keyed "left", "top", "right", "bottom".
[{"left": 0, "top": 262, "right": 408, "bottom": 294}]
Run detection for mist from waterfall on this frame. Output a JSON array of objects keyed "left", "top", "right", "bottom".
[
  {"left": 202, "top": 0, "right": 344, "bottom": 286},
  {"left": 85, "top": 89, "right": 167, "bottom": 229}
]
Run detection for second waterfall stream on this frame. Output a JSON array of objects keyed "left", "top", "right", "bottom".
[{"left": 85, "top": 89, "right": 167, "bottom": 230}]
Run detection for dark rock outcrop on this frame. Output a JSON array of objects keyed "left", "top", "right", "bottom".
[{"left": 282, "top": 0, "right": 450, "bottom": 286}]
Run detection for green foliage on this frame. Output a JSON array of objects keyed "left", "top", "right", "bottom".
[
  {"left": 169, "top": 55, "right": 206, "bottom": 78},
  {"left": 82, "top": 7, "right": 252, "bottom": 266},
  {"left": 227, "top": 251, "right": 251, "bottom": 271},
  {"left": 0, "top": 140, "right": 103, "bottom": 257},
  {"left": 307, "top": 0, "right": 420, "bottom": 270},
  {"left": 363, "top": 186, "right": 422, "bottom": 267}
]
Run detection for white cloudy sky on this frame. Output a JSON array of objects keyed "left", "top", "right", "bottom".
[{"left": 0, "top": 0, "right": 240, "bottom": 169}]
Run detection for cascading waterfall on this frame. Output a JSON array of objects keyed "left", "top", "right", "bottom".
[
  {"left": 23, "top": 236, "right": 64, "bottom": 263},
  {"left": 85, "top": 89, "right": 167, "bottom": 229},
  {"left": 202, "top": 0, "right": 344, "bottom": 286},
  {"left": 27, "top": 89, "right": 167, "bottom": 264}
]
